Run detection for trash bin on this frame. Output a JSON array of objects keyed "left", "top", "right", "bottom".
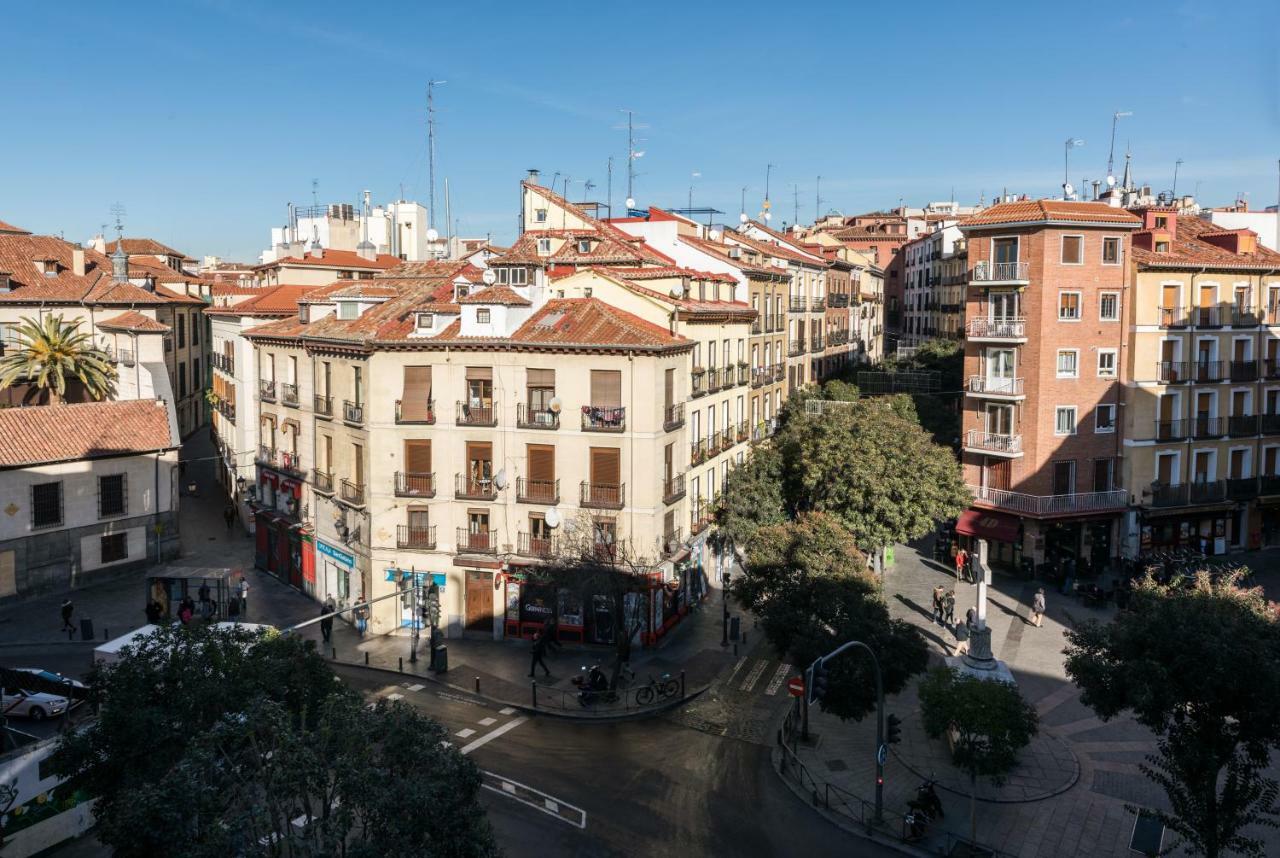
[
  {"left": 80, "top": 618, "right": 94, "bottom": 641},
  {"left": 729, "top": 616, "right": 740, "bottom": 641},
  {"left": 431, "top": 645, "right": 448, "bottom": 673}
]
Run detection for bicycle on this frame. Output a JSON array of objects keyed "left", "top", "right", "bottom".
[{"left": 635, "top": 672, "right": 680, "bottom": 706}]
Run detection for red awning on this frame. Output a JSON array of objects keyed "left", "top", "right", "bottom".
[{"left": 955, "top": 509, "right": 1020, "bottom": 543}]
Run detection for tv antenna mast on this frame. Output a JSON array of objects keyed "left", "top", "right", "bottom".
[
  {"left": 791, "top": 183, "right": 801, "bottom": 225},
  {"left": 1172, "top": 158, "right": 1184, "bottom": 199},
  {"left": 109, "top": 202, "right": 126, "bottom": 239},
  {"left": 1106, "top": 110, "right": 1132, "bottom": 181},
  {"left": 815, "top": 175, "right": 824, "bottom": 222},
  {"left": 428, "top": 79, "right": 447, "bottom": 232},
  {"left": 688, "top": 171, "right": 701, "bottom": 211},
  {"left": 616, "top": 109, "right": 648, "bottom": 206},
  {"left": 1063, "top": 138, "right": 1085, "bottom": 198}
]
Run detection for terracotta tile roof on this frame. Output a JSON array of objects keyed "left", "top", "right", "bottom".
[
  {"left": 97, "top": 310, "right": 171, "bottom": 332},
  {"left": 960, "top": 200, "right": 1142, "bottom": 228},
  {"left": 608, "top": 266, "right": 737, "bottom": 284},
  {"left": 456, "top": 285, "right": 532, "bottom": 306},
  {"left": 0, "top": 399, "right": 175, "bottom": 468},
  {"left": 436, "top": 298, "right": 688, "bottom": 351},
  {"left": 105, "top": 237, "right": 195, "bottom": 261},
  {"left": 257, "top": 249, "right": 401, "bottom": 270},
  {"left": 743, "top": 220, "right": 830, "bottom": 263},
  {"left": 677, "top": 234, "right": 788, "bottom": 278},
  {"left": 205, "top": 284, "right": 321, "bottom": 317},
  {"left": 494, "top": 230, "right": 660, "bottom": 266},
  {"left": 324, "top": 283, "right": 400, "bottom": 299},
  {"left": 211, "top": 282, "right": 261, "bottom": 297},
  {"left": 0, "top": 219, "right": 30, "bottom": 235},
  {"left": 576, "top": 268, "right": 755, "bottom": 318},
  {"left": 0, "top": 233, "right": 178, "bottom": 306},
  {"left": 1133, "top": 215, "right": 1280, "bottom": 270},
  {"left": 515, "top": 183, "right": 677, "bottom": 266},
  {"left": 725, "top": 227, "right": 827, "bottom": 267}
]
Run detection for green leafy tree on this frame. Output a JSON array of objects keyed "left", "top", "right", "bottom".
[
  {"left": 53, "top": 624, "right": 497, "bottom": 857},
  {"left": 1064, "top": 571, "right": 1280, "bottom": 858},
  {"left": 735, "top": 513, "right": 928, "bottom": 720},
  {"left": 715, "top": 443, "right": 788, "bottom": 550},
  {"left": 884, "top": 338, "right": 963, "bottom": 443},
  {"left": 820, "top": 378, "right": 860, "bottom": 401},
  {"left": 0, "top": 314, "right": 116, "bottom": 404},
  {"left": 918, "top": 667, "right": 1039, "bottom": 843}
]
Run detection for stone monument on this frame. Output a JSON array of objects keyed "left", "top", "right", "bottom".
[{"left": 946, "top": 538, "right": 1016, "bottom": 685}]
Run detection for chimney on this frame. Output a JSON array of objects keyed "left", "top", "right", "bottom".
[
  {"left": 73, "top": 248, "right": 86, "bottom": 277},
  {"left": 526, "top": 169, "right": 541, "bottom": 185},
  {"left": 111, "top": 243, "right": 128, "bottom": 283}
]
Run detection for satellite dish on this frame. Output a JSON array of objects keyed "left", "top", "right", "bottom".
[
  {"left": 670, "top": 286, "right": 683, "bottom": 298},
  {"left": 763, "top": 212, "right": 772, "bottom": 221},
  {"left": 1063, "top": 183, "right": 1075, "bottom": 199},
  {"left": 548, "top": 396, "right": 563, "bottom": 413},
  {"left": 482, "top": 269, "right": 497, "bottom": 285},
  {"left": 708, "top": 230, "right": 721, "bottom": 241},
  {"left": 1106, "top": 175, "right": 1117, "bottom": 187},
  {"left": 426, "top": 228, "right": 439, "bottom": 242},
  {"left": 544, "top": 507, "right": 561, "bottom": 529},
  {"left": 494, "top": 469, "right": 509, "bottom": 491},
  {"left": 625, "top": 197, "right": 635, "bottom": 209},
  {"left": 739, "top": 213, "right": 749, "bottom": 224}
]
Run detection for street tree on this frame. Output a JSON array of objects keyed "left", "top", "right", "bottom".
[
  {"left": 715, "top": 442, "right": 788, "bottom": 550},
  {"left": 735, "top": 513, "right": 928, "bottom": 720},
  {"left": 0, "top": 314, "right": 115, "bottom": 404},
  {"left": 1064, "top": 571, "right": 1280, "bottom": 858},
  {"left": 53, "top": 624, "right": 497, "bottom": 857},
  {"left": 917, "top": 667, "right": 1039, "bottom": 844}
]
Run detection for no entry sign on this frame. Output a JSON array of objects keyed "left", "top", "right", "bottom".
[{"left": 787, "top": 676, "right": 805, "bottom": 697}]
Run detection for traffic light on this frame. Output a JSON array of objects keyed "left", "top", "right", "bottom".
[
  {"left": 886, "top": 713, "right": 903, "bottom": 745},
  {"left": 809, "top": 658, "right": 829, "bottom": 705}
]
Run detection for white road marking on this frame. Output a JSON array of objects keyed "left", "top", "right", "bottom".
[
  {"left": 739, "top": 660, "right": 769, "bottom": 692},
  {"left": 478, "top": 716, "right": 497, "bottom": 726},
  {"left": 764, "top": 663, "right": 793, "bottom": 696},
  {"left": 544, "top": 798, "right": 559, "bottom": 812},
  {"left": 499, "top": 706, "right": 517, "bottom": 715},
  {"left": 460, "top": 716, "right": 528, "bottom": 755},
  {"left": 481, "top": 771, "right": 587, "bottom": 829},
  {"left": 727, "top": 657, "right": 748, "bottom": 682},
  {"left": 456, "top": 728, "right": 476, "bottom": 739},
  {"left": 407, "top": 683, "right": 425, "bottom": 692},
  {"left": 385, "top": 692, "right": 404, "bottom": 702},
  {"left": 502, "top": 781, "right": 516, "bottom": 794}
]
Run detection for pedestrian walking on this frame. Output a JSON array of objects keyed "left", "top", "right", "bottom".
[
  {"left": 954, "top": 546, "right": 969, "bottom": 582},
  {"left": 931, "top": 585, "right": 946, "bottom": 625},
  {"left": 223, "top": 505, "right": 235, "bottom": 533},
  {"left": 528, "top": 629, "right": 552, "bottom": 678},
  {"left": 943, "top": 589, "right": 956, "bottom": 627},
  {"left": 60, "top": 598, "right": 75, "bottom": 633},
  {"left": 953, "top": 615, "right": 970, "bottom": 656},
  {"left": 320, "top": 594, "right": 336, "bottom": 643},
  {"left": 236, "top": 574, "right": 250, "bottom": 619},
  {"left": 1031, "top": 588, "right": 1047, "bottom": 627}
]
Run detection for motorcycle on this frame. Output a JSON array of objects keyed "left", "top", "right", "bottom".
[
  {"left": 915, "top": 779, "right": 944, "bottom": 819},
  {"left": 574, "top": 664, "right": 616, "bottom": 706}
]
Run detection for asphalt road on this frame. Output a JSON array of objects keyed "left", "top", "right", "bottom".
[{"left": 337, "top": 667, "right": 898, "bottom": 858}]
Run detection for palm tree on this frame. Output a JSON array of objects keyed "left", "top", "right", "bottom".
[{"left": 0, "top": 314, "right": 116, "bottom": 404}]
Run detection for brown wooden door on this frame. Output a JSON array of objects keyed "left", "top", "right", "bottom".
[
  {"left": 1157, "top": 454, "right": 1176, "bottom": 484},
  {"left": 465, "top": 570, "right": 494, "bottom": 632},
  {"left": 1230, "top": 449, "right": 1247, "bottom": 480},
  {"left": 984, "top": 457, "right": 1011, "bottom": 491}
]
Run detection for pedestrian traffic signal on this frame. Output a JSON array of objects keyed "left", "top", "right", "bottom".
[
  {"left": 809, "top": 658, "right": 829, "bottom": 705},
  {"left": 886, "top": 713, "right": 903, "bottom": 745}
]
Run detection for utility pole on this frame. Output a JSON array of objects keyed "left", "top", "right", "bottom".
[
  {"left": 427, "top": 79, "right": 447, "bottom": 233},
  {"left": 807, "top": 640, "right": 886, "bottom": 823}
]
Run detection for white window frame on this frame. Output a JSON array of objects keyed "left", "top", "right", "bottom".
[
  {"left": 536, "top": 238, "right": 552, "bottom": 254},
  {"left": 1054, "top": 405, "right": 1077, "bottom": 436},
  {"left": 534, "top": 208, "right": 548, "bottom": 223},
  {"left": 476, "top": 308, "right": 491, "bottom": 324},
  {"left": 1155, "top": 451, "right": 1181, "bottom": 485},
  {"left": 1060, "top": 234, "right": 1085, "bottom": 266},
  {"left": 1095, "top": 403, "right": 1116, "bottom": 433},
  {"left": 1191, "top": 448, "right": 1217, "bottom": 482},
  {"left": 511, "top": 267, "right": 527, "bottom": 286},
  {"left": 1263, "top": 444, "right": 1280, "bottom": 476},
  {"left": 1101, "top": 236, "right": 1122, "bottom": 266},
  {"left": 496, "top": 267, "right": 509, "bottom": 284},
  {"left": 1099, "top": 291, "right": 1120, "bottom": 322},
  {"left": 1056, "top": 349, "right": 1079, "bottom": 378},
  {"left": 1097, "top": 349, "right": 1118, "bottom": 378},
  {"left": 1227, "top": 446, "right": 1253, "bottom": 479},
  {"left": 1058, "top": 290, "right": 1082, "bottom": 321}
]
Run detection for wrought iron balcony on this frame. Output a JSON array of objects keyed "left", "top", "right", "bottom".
[
  {"left": 517, "top": 403, "right": 558, "bottom": 429},
  {"left": 968, "top": 485, "right": 1126, "bottom": 516},
  {"left": 965, "top": 318, "right": 1026, "bottom": 340},
  {"left": 691, "top": 370, "right": 707, "bottom": 397},
  {"left": 1263, "top": 413, "right": 1280, "bottom": 435},
  {"left": 663, "top": 473, "right": 686, "bottom": 504},
  {"left": 339, "top": 479, "right": 365, "bottom": 506},
  {"left": 1152, "top": 419, "right": 1188, "bottom": 441},
  {"left": 1193, "top": 307, "right": 1225, "bottom": 328},
  {"left": 455, "top": 473, "right": 497, "bottom": 501},
  {"left": 737, "top": 421, "right": 749, "bottom": 443},
  {"left": 580, "top": 481, "right": 624, "bottom": 509},
  {"left": 1147, "top": 480, "right": 1226, "bottom": 508},
  {"left": 258, "top": 380, "right": 276, "bottom": 402},
  {"left": 457, "top": 527, "right": 496, "bottom": 554},
  {"left": 517, "top": 532, "right": 559, "bottom": 558},
  {"left": 964, "top": 430, "right": 1022, "bottom": 455},
  {"left": 396, "top": 399, "right": 436, "bottom": 424},
  {"left": 278, "top": 451, "right": 303, "bottom": 476},
  {"left": 256, "top": 445, "right": 276, "bottom": 466},
  {"left": 971, "top": 260, "right": 1029, "bottom": 282},
  {"left": 1232, "top": 307, "right": 1262, "bottom": 327},
  {"left": 1228, "top": 414, "right": 1259, "bottom": 436},
  {"left": 690, "top": 501, "right": 712, "bottom": 535},
  {"left": 582, "top": 405, "right": 625, "bottom": 432},
  {"left": 313, "top": 395, "right": 332, "bottom": 417},
  {"left": 517, "top": 477, "right": 559, "bottom": 504},
  {"left": 312, "top": 469, "right": 334, "bottom": 494},
  {"left": 706, "top": 368, "right": 723, "bottom": 391},
  {"left": 829, "top": 293, "right": 850, "bottom": 308},
  {"left": 1230, "top": 360, "right": 1259, "bottom": 382},
  {"left": 810, "top": 336, "right": 824, "bottom": 352},
  {"left": 343, "top": 400, "right": 364, "bottom": 425},
  {"left": 118, "top": 348, "right": 136, "bottom": 367},
  {"left": 789, "top": 297, "right": 807, "bottom": 312},
  {"left": 751, "top": 320, "right": 762, "bottom": 334},
  {"left": 281, "top": 383, "right": 299, "bottom": 406},
  {"left": 788, "top": 341, "right": 805, "bottom": 357},
  {"left": 1190, "top": 417, "right": 1226, "bottom": 439},
  {"left": 664, "top": 403, "right": 685, "bottom": 431},
  {"left": 691, "top": 439, "right": 707, "bottom": 465},
  {"left": 737, "top": 365, "right": 750, "bottom": 385},
  {"left": 397, "top": 524, "right": 437, "bottom": 550},
  {"left": 395, "top": 471, "right": 436, "bottom": 498},
  {"left": 751, "top": 367, "right": 769, "bottom": 388},
  {"left": 660, "top": 528, "right": 684, "bottom": 558},
  {"left": 1159, "top": 307, "right": 1190, "bottom": 328},
  {"left": 456, "top": 400, "right": 496, "bottom": 427},
  {"left": 811, "top": 297, "right": 826, "bottom": 312},
  {"left": 1264, "top": 359, "right": 1280, "bottom": 380},
  {"left": 1227, "top": 478, "right": 1259, "bottom": 501}
]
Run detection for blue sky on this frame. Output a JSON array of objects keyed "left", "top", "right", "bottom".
[{"left": 4, "top": 0, "right": 1278, "bottom": 261}]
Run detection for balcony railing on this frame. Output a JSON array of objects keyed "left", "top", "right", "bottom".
[
  {"left": 720, "top": 430, "right": 735, "bottom": 452},
  {"left": 1152, "top": 419, "right": 1188, "bottom": 441},
  {"left": 737, "top": 421, "right": 749, "bottom": 443},
  {"left": 968, "top": 485, "right": 1126, "bottom": 516},
  {"left": 751, "top": 367, "right": 769, "bottom": 388},
  {"left": 708, "top": 430, "right": 721, "bottom": 452},
  {"left": 118, "top": 348, "right": 136, "bottom": 367},
  {"left": 1190, "top": 416, "right": 1225, "bottom": 439},
  {"left": 1228, "top": 414, "right": 1258, "bottom": 436},
  {"left": 395, "top": 471, "right": 436, "bottom": 498},
  {"left": 691, "top": 370, "right": 707, "bottom": 397},
  {"left": 1264, "top": 359, "right": 1280, "bottom": 380},
  {"left": 965, "top": 430, "right": 1022, "bottom": 454},
  {"left": 691, "top": 439, "right": 707, "bottom": 465},
  {"left": 810, "top": 336, "right": 824, "bottom": 352},
  {"left": 455, "top": 473, "right": 497, "bottom": 501},
  {"left": 1193, "top": 307, "right": 1225, "bottom": 328},
  {"left": 829, "top": 294, "right": 850, "bottom": 308},
  {"left": 772, "top": 364, "right": 784, "bottom": 381},
  {"left": 664, "top": 403, "right": 685, "bottom": 431},
  {"left": 1157, "top": 361, "right": 1187, "bottom": 383},
  {"left": 1263, "top": 414, "right": 1280, "bottom": 435},
  {"left": 1262, "top": 475, "right": 1280, "bottom": 495},
  {"left": 457, "top": 527, "right": 496, "bottom": 554},
  {"left": 339, "top": 479, "right": 365, "bottom": 506},
  {"left": 663, "top": 473, "right": 686, "bottom": 504},
  {"left": 830, "top": 329, "right": 849, "bottom": 346},
  {"left": 972, "top": 260, "right": 1029, "bottom": 282},
  {"left": 789, "top": 297, "right": 807, "bottom": 312},
  {"left": 312, "top": 469, "right": 334, "bottom": 494},
  {"left": 751, "top": 320, "right": 762, "bottom": 335},
  {"left": 690, "top": 501, "right": 712, "bottom": 535},
  {"left": 256, "top": 445, "right": 276, "bottom": 466},
  {"left": 660, "top": 528, "right": 684, "bottom": 557},
  {"left": 258, "top": 380, "right": 276, "bottom": 402},
  {"left": 281, "top": 382, "right": 299, "bottom": 406},
  {"left": 737, "top": 365, "right": 750, "bottom": 385},
  {"left": 580, "top": 481, "right": 625, "bottom": 509},
  {"left": 582, "top": 405, "right": 625, "bottom": 432},
  {"left": 279, "top": 451, "right": 303, "bottom": 476},
  {"left": 706, "top": 368, "right": 723, "bottom": 391},
  {"left": 1156, "top": 361, "right": 1225, "bottom": 383},
  {"left": 517, "top": 403, "right": 558, "bottom": 429},
  {"left": 811, "top": 297, "right": 826, "bottom": 312},
  {"left": 1227, "top": 478, "right": 1259, "bottom": 501},
  {"left": 517, "top": 532, "right": 559, "bottom": 558},
  {"left": 968, "top": 376, "right": 1024, "bottom": 396},
  {"left": 457, "top": 401, "right": 496, "bottom": 426},
  {"left": 313, "top": 395, "right": 332, "bottom": 417},
  {"left": 397, "top": 524, "right": 437, "bottom": 550},
  {"left": 1159, "top": 307, "right": 1190, "bottom": 328},
  {"left": 1230, "top": 360, "right": 1259, "bottom": 382},
  {"left": 966, "top": 317, "right": 1026, "bottom": 340},
  {"left": 1148, "top": 480, "right": 1227, "bottom": 508},
  {"left": 517, "top": 477, "right": 559, "bottom": 504},
  {"left": 396, "top": 399, "right": 436, "bottom": 424},
  {"left": 1232, "top": 307, "right": 1262, "bottom": 327},
  {"left": 343, "top": 400, "right": 364, "bottom": 425},
  {"left": 788, "top": 341, "right": 805, "bottom": 357}
]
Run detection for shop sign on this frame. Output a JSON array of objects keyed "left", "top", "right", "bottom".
[
  {"left": 317, "top": 540, "right": 354, "bottom": 568},
  {"left": 383, "top": 569, "right": 446, "bottom": 589}
]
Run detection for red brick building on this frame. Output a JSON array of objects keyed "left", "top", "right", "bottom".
[{"left": 959, "top": 200, "right": 1142, "bottom": 572}]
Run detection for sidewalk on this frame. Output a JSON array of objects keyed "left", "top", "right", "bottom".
[{"left": 782, "top": 536, "right": 1280, "bottom": 858}]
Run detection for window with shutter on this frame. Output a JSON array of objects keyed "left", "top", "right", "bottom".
[
  {"left": 590, "top": 447, "right": 621, "bottom": 485},
  {"left": 590, "top": 370, "right": 622, "bottom": 407},
  {"left": 405, "top": 440, "right": 432, "bottom": 473},
  {"left": 527, "top": 444, "right": 555, "bottom": 482},
  {"left": 664, "top": 369, "right": 674, "bottom": 409},
  {"left": 400, "top": 366, "right": 433, "bottom": 421}
]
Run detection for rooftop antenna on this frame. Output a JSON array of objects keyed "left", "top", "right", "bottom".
[
  {"left": 791, "top": 183, "right": 800, "bottom": 226},
  {"left": 815, "top": 176, "right": 824, "bottom": 222},
  {"left": 1172, "top": 158, "right": 1184, "bottom": 199},
  {"left": 444, "top": 177, "right": 453, "bottom": 258},
  {"left": 1063, "top": 138, "right": 1085, "bottom": 199},
  {"left": 688, "top": 171, "right": 701, "bottom": 211},
  {"left": 427, "top": 80, "right": 447, "bottom": 235},
  {"left": 616, "top": 109, "right": 648, "bottom": 207},
  {"left": 109, "top": 202, "right": 126, "bottom": 240},
  {"left": 310, "top": 179, "right": 320, "bottom": 247},
  {"left": 584, "top": 179, "right": 596, "bottom": 203},
  {"left": 1106, "top": 110, "right": 1132, "bottom": 182},
  {"left": 606, "top": 156, "right": 614, "bottom": 219}
]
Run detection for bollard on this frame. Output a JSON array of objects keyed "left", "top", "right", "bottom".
[
  {"left": 474, "top": 676, "right": 480, "bottom": 694},
  {"left": 331, "top": 647, "right": 337, "bottom": 660},
  {"left": 364, "top": 651, "right": 369, "bottom": 666},
  {"left": 398, "top": 657, "right": 404, "bottom": 673},
  {"left": 531, "top": 680, "right": 538, "bottom": 709}
]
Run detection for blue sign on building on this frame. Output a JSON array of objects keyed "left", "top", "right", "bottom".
[{"left": 317, "top": 540, "right": 354, "bottom": 568}]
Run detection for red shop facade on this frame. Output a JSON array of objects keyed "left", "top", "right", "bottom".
[{"left": 253, "top": 469, "right": 315, "bottom": 594}]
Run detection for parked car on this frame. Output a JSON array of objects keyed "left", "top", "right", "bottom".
[
  {"left": 13, "top": 668, "right": 86, "bottom": 693},
  {"left": 1, "top": 685, "right": 69, "bottom": 720}
]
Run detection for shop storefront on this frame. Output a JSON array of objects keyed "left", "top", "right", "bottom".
[
  {"left": 384, "top": 569, "right": 447, "bottom": 630},
  {"left": 253, "top": 470, "right": 313, "bottom": 592},
  {"left": 1140, "top": 506, "right": 1234, "bottom": 555},
  {"left": 955, "top": 509, "right": 1022, "bottom": 571},
  {"left": 317, "top": 540, "right": 355, "bottom": 606}
]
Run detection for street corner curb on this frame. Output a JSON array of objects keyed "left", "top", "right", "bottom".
[{"left": 769, "top": 744, "right": 934, "bottom": 858}]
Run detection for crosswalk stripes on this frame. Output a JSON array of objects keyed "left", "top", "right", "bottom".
[
  {"left": 763, "top": 663, "right": 792, "bottom": 696},
  {"left": 739, "top": 659, "right": 769, "bottom": 692}
]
